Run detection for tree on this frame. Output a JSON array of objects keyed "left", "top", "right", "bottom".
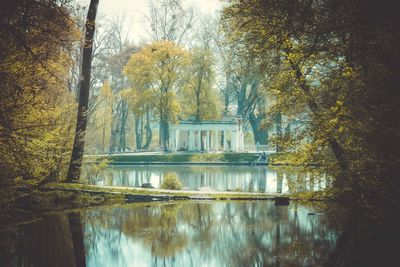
[
  {"left": 103, "top": 42, "right": 137, "bottom": 152},
  {"left": 123, "top": 40, "right": 189, "bottom": 151},
  {"left": 222, "top": 0, "right": 351, "bottom": 178},
  {"left": 212, "top": 17, "right": 273, "bottom": 145},
  {"left": 222, "top": 1, "right": 400, "bottom": 250},
  {"left": 94, "top": 80, "right": 113, "bottom": 153},
  {"left": 67, "top": 0, "right": 100, "bottom": 182},
  {"left": 0, "top": 0, "right": 79, "bottom": 189},
  {"left": 121, "top": 87, "right": 155, "bottom": 150},
  {"left": 180, "top": 47, "right": 221, "bottom": 121},
  {"left": 146, "top": 0, "right": 195, "bottom": 45}
]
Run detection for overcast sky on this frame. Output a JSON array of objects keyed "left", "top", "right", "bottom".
[{"left": 75, "top": 0, "right": 223, "bottom": 42}]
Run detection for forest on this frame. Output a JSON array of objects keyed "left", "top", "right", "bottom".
[{"left": 0, "top": 0, "right": 399, "bottom": 266}]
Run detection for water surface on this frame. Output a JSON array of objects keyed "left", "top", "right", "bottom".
[
  {"left": 84, "top": 164, "right": 328, "bottom": 193},
  {"left": 0, "top": 201, "right": 338, "bottom": 267}
]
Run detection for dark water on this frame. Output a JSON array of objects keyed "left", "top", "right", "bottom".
[
  {"left": 0, "top": 201, "right": 338, "bottom": 267},
  {"left": 83, "top": 165, "right": 329, "bottom": 193}
]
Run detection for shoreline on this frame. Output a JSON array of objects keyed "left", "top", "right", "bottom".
[
  {"left": 0, "top": 183, "right": 327, "bottom": 228},
  {"left": 44, "top": 183, "right": 326, "bottom": 202},
  {"left": 108, "top": 161, "right": 267, "bottom": 165}
]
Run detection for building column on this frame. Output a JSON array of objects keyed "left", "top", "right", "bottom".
[
  {"left": 214, "top": 130, "right": 219, "bottom": 152},
  {"left": 240, "top": 130, "right": 244, "bottom": 151},
  {"left": 206, "top": 130, "right": 210, "bottom": 152},
  {"left": 169, "top": 129, "right": 174, "bottom": 151},
  {"left": 232, "top": 130, "right": 237, "bottom": 152},
  {"left": 223, "top": 130, "right": 228, "bottom": 151},
  {"left": 197, "top": 130, "right": 201, "bottom": 151},
  {"left": 175, "top": 130, "right": 179, "bottom": 151},
  {"left": 189, "top": 130, "right": 194, "bottom": 151}
]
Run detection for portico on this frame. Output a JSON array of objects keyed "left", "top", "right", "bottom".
[{"left": 169, "top": 116, "right": 244, "bottom": 152}]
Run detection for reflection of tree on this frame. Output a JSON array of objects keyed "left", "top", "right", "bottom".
[
  {"left": 68, "top": 212, "right": 86, "bottom": 267},
  {"left": 150, "top": 204, "right": 188, "bottom": 258},
  {"left": 4, "top": 213, "right": 86, "bottom": 267},
  {"left": 271, "top": 166, "right": 330, "bottom": 194},
  {"left": 277, "top": 169, "right": 284, "bottom": 193},
  {"left": 79, "top": 201, "right": 338, "bottom": 267},
  {"left": 89, "top": 165, "right": 330, "bottom": 194},
  {"left": 83, "top": 203, "right": 189, "bottom": 263}
]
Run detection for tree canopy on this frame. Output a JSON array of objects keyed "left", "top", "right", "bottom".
[
  {"left": 0, "top": 0, "right": 79, "bottom": 186},
  {"left": 123, "top": 40, "right": 189, "bottom": 151},
  {"left": 222, "top": 0, "right": 400, "bottom": 218}
]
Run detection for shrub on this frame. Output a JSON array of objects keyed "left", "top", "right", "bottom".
[
  {"left": 161, "top": 172, "right": 183, "bottom": 190},
  {"left": 84, "top": 158, "right": 110, "bottom": 183}
]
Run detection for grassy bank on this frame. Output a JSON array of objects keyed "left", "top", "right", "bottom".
[
  {"left": 268, "top": 152, "right": 298, "bottom": 165},
  {"left": 0, "top": 187, "right": 125, "bottom": 228},
  {"left": 44, "top": 182, "right": 294, "bottom": 201},
  {"left": 268, "top": 152, "right": 320, "bottom": 166},
  {"left": 42, "top": 182, "right": 327, "bottom": 201}
]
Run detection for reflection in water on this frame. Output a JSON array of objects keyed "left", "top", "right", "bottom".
[
  {"left": 83, "top": 165, "right": 329, "bottom": 193},
  {"left": 0, "top": 212, "right": 85, "bottom": 267},
  {"left": 83, "top": 202, "right": 337, "bottom": 267},
  {"left": 0, "top": 202, "right": 337, "bottom": 267}
]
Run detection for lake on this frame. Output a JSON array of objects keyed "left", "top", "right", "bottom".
[
  {"left": 0, "top": 201, "right": 338, "bottom": 267},
  {"left": 83, "top": 164, "right": 329, "bottom": 193}
]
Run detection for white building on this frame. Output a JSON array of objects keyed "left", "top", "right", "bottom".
[{"left": 169, "top": 116, "right": 244, "bottom": 152}]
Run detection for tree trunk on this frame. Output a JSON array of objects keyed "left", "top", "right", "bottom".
[
  {"left": 249, "top": 111, "right": 268, "bottom": 145},
  {"left": 224, "top": 93, "right": 230, "bottom": 115},
  {"left": 196, "top": 90, "right": 201, "bottom": 121},
  {"left": 134, "top": 115, "right": 142, "bottom": 149},
  {"left": 236, "top": 81, "right": 247, "bottom": 116},
  {"left": 289, "top": 60, "right": 349, "bottom": 173},
  {"left": 142, "top": 110, "right": 152, "bottom": 149},
  {"left": 159, "top": 97, "right": 163, "bottom": 147},
  {"left": 159, "top": 96, "right": 169, "bottom": 151},
  {"left": 110, "top": 101, "right": 121, "bottom": 150},
  {"left": 161, "top": 120, "right": 169, "bottom": 152},
  {"left": 66, "top": 0, "right": 99, "bottom": 182},
  {"left": 159, "top": 120, "right": 164, "bottom": 147},
  {"left": 118, "top": 99, "right": 128, "bottom": 151}
]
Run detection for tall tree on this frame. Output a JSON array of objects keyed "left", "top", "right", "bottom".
[
  {"left": 67, "top": 0, "right": 100, "bottom": 182},
  {"left": 0, "top": 0, "right": 79, "bottom": 188},
  {"left": 102, "top": 42, "right": 137, "bottom": 152},
  {"left": 146, "top": 0, "right": 195, "bottom": 45},
  {"left": 180, "top": 47, "right": 220, "bottom": 121},
  {"left": 94, "top": 80, "right": 113, "bottom": 152},
  {"left": 102, "top": 13, "right": 135, "bottom": 151},
  {"left": 123, "top": 41, "right": 189, "bottom": 151},
  {"left": 222, "top": 0, "right": 400, "bottom": 220},
  {"left": 121, "top": 87, "right": 155, "bottom": 150}
]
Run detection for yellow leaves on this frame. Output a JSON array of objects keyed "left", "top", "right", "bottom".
[
  {"left": 329, "top": 118, "right": 339, "bottom": 126},
  {"left": 124, "top": 40, "right": 190, "bottom": 88},
  {"left": 100, "top": 80, "right": 113, "bottom": 98},
  {"left": 121, "top": 87, "right": 155, "bottom": 116},
  {"left": 167, "top": 93, "right": 182, "bottom": 124},
  {"left": 90, "top": 80, "right": 113, "bottom": 152},
  {"left": 283, "top": 38, "right": 293, "bottom": 50},
  {"left": 342, "top": 66, "right": 355, "bottom": 79},
  {"left": 0, "top": 2, "right": 81, "bottom": 184},
  {"left": 123, "top": 40, "right": 190, "bottom": 125}
]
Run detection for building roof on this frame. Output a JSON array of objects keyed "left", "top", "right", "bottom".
[{"left": 178, "top": 115, "right": 242, "bottom": 125}]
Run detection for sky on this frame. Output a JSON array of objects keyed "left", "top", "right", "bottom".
[{"left": 75, "top": 0, "right": 223, "bottom": 42}]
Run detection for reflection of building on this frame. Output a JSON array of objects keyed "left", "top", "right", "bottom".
[{"left": 169, "top": 116, "right": 244, "bottom": 152}]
